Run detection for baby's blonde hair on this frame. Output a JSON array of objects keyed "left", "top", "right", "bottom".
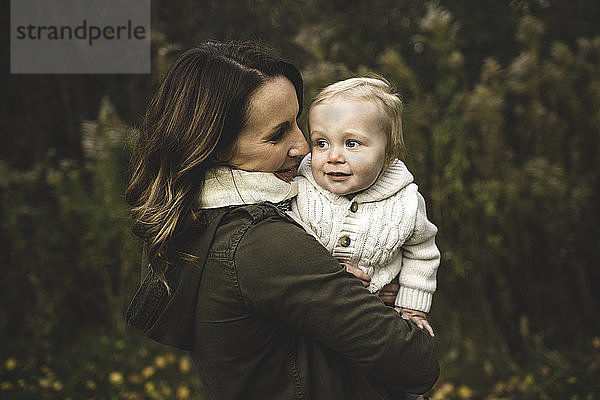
[{"left": 310, "top": 76, "right": 404, "bottom": 166}]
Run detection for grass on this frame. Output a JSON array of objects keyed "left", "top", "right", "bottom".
[
  {"left": 1, "top": 329, "right": 203, "bottom": 400},
  {"left": 1, "top": 329, "right": 598, "bottom": 399}
]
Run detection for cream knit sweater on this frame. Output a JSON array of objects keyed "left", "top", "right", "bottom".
[{"left": 291, "top": 155, "right": 440, "bottom": 313}]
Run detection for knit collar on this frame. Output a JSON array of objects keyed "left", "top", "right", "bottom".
[
  {"left": 198, "top": 166, "right": 299, "bottom": 209},
  {"left": 297, "top": 154, "right": 414, "bottom": 204}
]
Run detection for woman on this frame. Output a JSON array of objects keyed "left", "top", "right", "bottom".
[{"left": 125, "top": 41, "right": 439, "bottom": 399}]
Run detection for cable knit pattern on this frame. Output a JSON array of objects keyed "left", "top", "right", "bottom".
[{"left": 291, "top": 154, "right": 440, "bottom": 312}]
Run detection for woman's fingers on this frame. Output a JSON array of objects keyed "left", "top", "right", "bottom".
[
  {"left": 378, "top": 282, "right": 399, "bottom": 303},
  {"left": 410, "top": 315, "right": 424, "bottom": 329},
  {"left": 342, "top": 262, "right": 371, "bottom": 287},
  {"left": 379, "top": 291, "right": 397, "bottom": 303},
  {"left": 400, "top": 310, "right": 435, "bottom": 336},
  {"left": 421, "top": 320, "right": 435, "bottom": 337},
  {"left": 379, "top": 281, "right": 400, "bottom": 293}
]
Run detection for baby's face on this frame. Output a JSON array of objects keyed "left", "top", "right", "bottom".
[{"left": 309, "top": 99, "right": 387, "bottom": 196}]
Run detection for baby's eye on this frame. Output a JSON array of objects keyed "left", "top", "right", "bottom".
[
  {"left": 346, "top": 139, "right": 360, "bottom": 148},
  {"left": 314, "top": 139, "right": 329, "bottom": 149}
]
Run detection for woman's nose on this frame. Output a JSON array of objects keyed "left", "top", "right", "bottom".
[{"left": 288, "top": 125, "right": 309, "bottom": 158}]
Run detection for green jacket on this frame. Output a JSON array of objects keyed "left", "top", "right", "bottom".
[{"left": 126, "top": 203, "right": 439, "bottom": 399}]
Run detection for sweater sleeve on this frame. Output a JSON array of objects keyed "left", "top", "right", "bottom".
[
  {"left": 234, "top": 216, "right": 439, "bottom": 394},
  {"left": 395, "top": 191, "right": 440, "bottom": 313}
]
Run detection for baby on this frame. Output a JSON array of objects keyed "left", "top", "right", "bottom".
[{"left": 291, "top": 77, "right": 440, "bottom": 336}]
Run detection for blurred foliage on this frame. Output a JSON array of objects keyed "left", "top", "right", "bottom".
[
  {"left": 1, "top": 331, "right": 204, "bottom": 400},
  {"left": 2, "top": 0, "right": 600, "bottom": 398},
  {"left": 1, "top": 98, "right": 141, "bottom": 348}
]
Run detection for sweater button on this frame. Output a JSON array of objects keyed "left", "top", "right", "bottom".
[
  {"left": 339, "top": 236, "right": 351, "bottom": 247},
  {"left": 350, "top": 202, "right": 358, "bottom": 212}
]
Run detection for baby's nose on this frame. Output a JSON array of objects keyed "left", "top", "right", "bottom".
[{"left": 327, "top": 147, "right": 345, "bottom": 163}]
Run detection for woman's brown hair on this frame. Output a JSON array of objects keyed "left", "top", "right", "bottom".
[{"left": 126, "top": 41, "right": 303, "bottom": 285}]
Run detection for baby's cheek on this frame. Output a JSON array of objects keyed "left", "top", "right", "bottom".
[
  {"left": 310, "top": 160, "right": 321, "bottom": 176},
  {"left": 349, "top": 155, "right": 381, "bottom": 174},
  {"left": 346, "top": 152, "right": 366, "bottom": 164}
]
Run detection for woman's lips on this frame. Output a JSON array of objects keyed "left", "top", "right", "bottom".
[{"left": 274, "top": 166, "right": 297, "bottom": 182}]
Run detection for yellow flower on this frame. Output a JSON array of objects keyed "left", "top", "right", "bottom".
[
  {"left": 154, "top": 356, "right": 167, "bottom": 369},
  {"left": 522, "top": 373, "right": 534, "bottom": 388},
  {"left": 141, "top": 366, "right": 155, "bottom": 379},
  {"left": 145, "top": 381, "right": 156, "bottom": 394},
  {"left": 1, "top": 382, "right": 13, "bottom": 390},
  {"left": 38, "top": 378, "right": 51, "bottom": 388},
  {"left": 108, "top": 371, "right": 124, "bottom": 386},
  {"left": 5, "top": 358, "right": 17, "bottom": 371},
  {"left": 457, "top": 384, "right": 474, "bottom": 399},
  {"left": 493, "top": 381, "right": 506, "bottom": 393},
  {"left": 179, "top": 356, "right": 192, "bottom": 374},
  {"left": 593, "top": 337, "right": 600, "bottom": 349},
  {"left": 176, "top": 385, "right": 191, "bottom": 399},
  {"left": 52, "top": 380, "right": 63, "bottom": 391},
  {"left": 114, "top": 340, "right": 125, "bottom": 350},
  {"left": 567, "top": 376, "right": 577, "bottom": 384},
  {"left": 85, "top": 380, "right": 97, "bottom": 390},
  {"left": 431, "top": 382, "right": 454, "bottom": 400},
  {"left": 160, "top": 383, "right": 172, "bottom": 397}
]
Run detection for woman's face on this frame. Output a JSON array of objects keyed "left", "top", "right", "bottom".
[{"left": 228, "top": 76, "right": 309, "bottom": 182}]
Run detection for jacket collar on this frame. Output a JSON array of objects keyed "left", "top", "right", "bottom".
[{"left": 198, "top": 167, "right": 298, "bottom": 209}]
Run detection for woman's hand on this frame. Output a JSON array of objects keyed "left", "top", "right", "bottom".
[
  {"left": 340, "top": 261, "right": 371, "bottom": 287},
  {"left": 378, "top": 281, "right": 400, "bottom": 305},
  {"left": 395, "top": 307, "right": 435, "bottom": 337}
]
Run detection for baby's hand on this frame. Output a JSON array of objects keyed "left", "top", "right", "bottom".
[
  {"left": 340, "top": 261, "right": 371, "bottom": 287},
  {"left": 394, "top": 307, "right": 435, "bottom": 337}
]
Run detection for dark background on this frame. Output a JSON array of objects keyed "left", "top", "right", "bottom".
[{"left": 1, "top": 1, "right": 599, "bottom": 398}]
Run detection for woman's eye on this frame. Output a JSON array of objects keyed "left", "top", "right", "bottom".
[
  {"left": 268, "top": 129, "right": 285, "bottom": 143},
  {"left": 315, "top": 139, "right": 328, "bottom": 148},
  {"left": 346, "top": 140, "right": 359, "bottom": 148}
]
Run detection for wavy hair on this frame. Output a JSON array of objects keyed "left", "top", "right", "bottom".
[{"left": 126, "top": 41, "right": 303, "bottom": 285}]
